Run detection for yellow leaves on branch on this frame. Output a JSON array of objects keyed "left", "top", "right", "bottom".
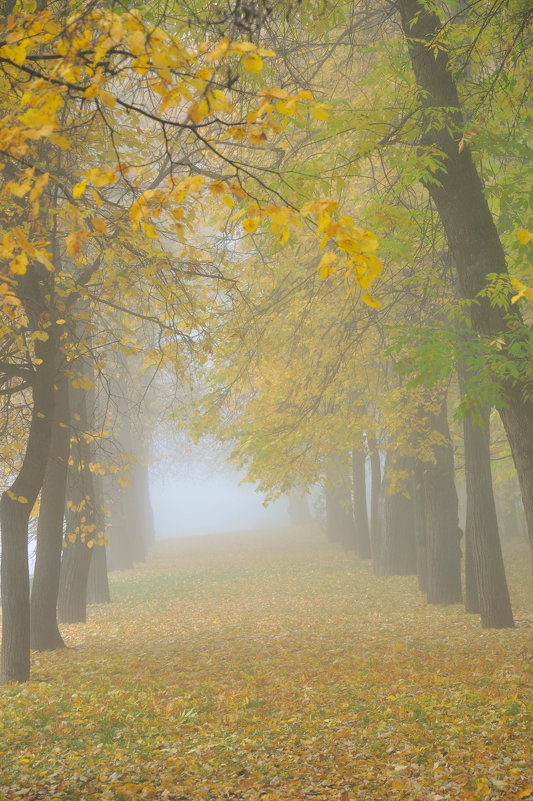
[
  {"left": 238, "top": 198, "right": 383, "bottom": 305},
  {"left": 0, "top": 6, "right": 381, "bottom": 308}
]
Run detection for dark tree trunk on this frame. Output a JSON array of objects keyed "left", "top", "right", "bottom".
[
  {"left": 464, "top": 524, "right": 480, "bottom": 615},
  {"left": 412, "top": 460, "right": 428, "bottom": 594},
  {"left": 463, "top": 405, "right": 514, "bottom": 627},
  {"left": 367, "top": 435, "right": 382, "bottom": 572},
  {"left": 57, "top": 378, "right": 96, "bottom": 624},
  {"left": 57, "top": 536, "right": 93, "bottom": 624},
  {"left": 30, "top": 373, "right": 70, "bottom": 650},
  {"left": 86, "top": 476, "right": 110, "bottom": 604},
  {"left": 397, "top": 0, "right": 533, "bottom": 570},
  {"left": 86, "top": 543, "right": 111, "bottom": 604},
  {"left": 424, "top": 396, "right": 463, "bottom": 604},
  {"left": 352, "top": 447, "right": 371, "bottom": 559},
  {"left": 1, "top": 336, "right": 55, "bottom": 683},
  {"left": 380, "top": 453, "right": 416, "bottom": 576}
]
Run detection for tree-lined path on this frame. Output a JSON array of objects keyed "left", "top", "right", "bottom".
[{"left": 1, "top": 528, "right": 531, "bottom": 801}]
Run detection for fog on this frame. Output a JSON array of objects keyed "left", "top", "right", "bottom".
[{"left": 149, "top": 467, "right": 290, "bottom": 539}]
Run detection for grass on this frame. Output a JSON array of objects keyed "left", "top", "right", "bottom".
[{"left": 0, "top": 527, "right": 532, "bottom": 801}]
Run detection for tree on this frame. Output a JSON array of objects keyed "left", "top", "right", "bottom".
[{"left": 395, "top": 0, "right": 533, "bottom": 566}]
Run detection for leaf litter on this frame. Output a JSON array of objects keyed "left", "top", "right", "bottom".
[{"left": 0, "top": 529, "right": 531, "bottom": 801}]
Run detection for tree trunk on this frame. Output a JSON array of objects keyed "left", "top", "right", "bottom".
[
  {"left": 424, "top": 396, "right": 463, "bottom": 604},
  {"left": 367, "top": 435, "right": 382, "bottom": 572},
  {"left": 86, "top": 475, "right": 110, "bottom": 605},
  {"left": 1, "top": 337, "right": 55, "bottom": 683},
  {"left": 30, "top": 373, "right": 69, "bottom": 650},
  {"left": 325, "top": 455, "right": 356, "bottom": 550},
  {"left": 464, "top": 523, "right": 480, "bottom": 615},
  {"left": 57, "top": 536, "right": 93, "bottom": 624},
  {"left": 57, "top": 377, "right": 96, "bottom": 624},
  {"left": 380, "top": 453, "right": 417, "bottom": 575},
  {"left": 352, "top": 447, "right": 371, "bottom": 559},
  {"left": 140, "top": 463, "right": 156, "bottom": 547},
  {"left": 397, "top": 0, "right": 533, "bottom": 570},
  {"left": 412, "top": 460, "right": 428, "bottom": 594},
  {"left": 463, "top": 405, "right": 514, "bottom": 627},
  {"left": 86, "top": 543, "right": 111, "bottom": 605}
]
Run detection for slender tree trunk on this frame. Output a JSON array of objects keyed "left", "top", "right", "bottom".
[
  {"left": 352, "top": 447, "right": 371, "bottom": 559},
  {"left": 325, "top": 455, "right": 356, "bottom": 550},
  {"left": 367, "top": 435, "right": 382, "bottom": 572},
  {"left": 464, "top": 405, "right": 514, "bottom": 627},
  {"left": 86, "top": 475, "right": 110, "bottom": 604},
  {"left": 380, "top": 453, "right": 416, "bottom": 575},
  {"left": 464, "top": 523, "right": 480, "bottom": 615},
  {"left": 140, "top": 463, "right": 156, "bottom": 547},
  {"left": 424, "top": 395, "right": 463, "bottom": 604},
  {"left": 397, "top": 0, "right": 533, "bottom": 570},
  {"left": 1, "top": 337, "right": 55, "bottom": 683},
  {"left": 86, "top": 544, "right": 110, "bottom": 604},
  {"left": 30, "top": 373, "right": 69, "bottom": 650},
  {"left": 57, "top": 376, "right": 96, "bottom": 624},
  {"left": 413, "top": 460, "right": 428, "bottom": 594}
]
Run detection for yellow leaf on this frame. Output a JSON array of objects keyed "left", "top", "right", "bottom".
[
  {"left": 10, "top": 253, "right": 28, "bottom": 275},
  {"left": 518, "top": 788, "right": 533, "bottom": 800},
  {"left": 100, "top": 89, "right": 116, "bottom": 110},
  {"left": 67, "top": 533, "right": 76, "bottom": 544},
  {"left": 73, "top": 180, "right": 87, "bottom": 198},
  {"left": 0, "top": 43, "right": 27, "bottom": 66},
  {"left": 142, "top": 222, "right": 158, "bottom": 239},
  {"left": 242, "top": 52, "right": 263, "bottom": 73},
  {"left": 91, "top": 217, "right": 107, "bottom": 234},
  {"left": 362, "top": 291, "right": 382, "bottom": 309},
  {"left": 518, "top": 228, "right": 533, "bottom": 245},
  {"left": 85, "top": 83, "right": 99, "bottom": 100},
  {"left": 310, "top": 104, "right": 329, "bottom": 121},
  {"left": 242, "top": 218, "right": 258, "bottom": 234}
]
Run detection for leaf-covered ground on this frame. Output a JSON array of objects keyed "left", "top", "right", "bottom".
[{"left": 1, "top": 528, "right": 532, "bottom": 801}]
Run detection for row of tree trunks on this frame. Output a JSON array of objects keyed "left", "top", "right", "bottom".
[{"left": 1, "top": 328, "right": 57, "bottom": 683}]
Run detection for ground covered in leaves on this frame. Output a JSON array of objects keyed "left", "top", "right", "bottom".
[{"left": 1, "top": 528, "right": 532, "bottom": 801}]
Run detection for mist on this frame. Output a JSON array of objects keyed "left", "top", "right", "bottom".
[{"left": 149, "top": 467, "right": 290, "bottom": 539}]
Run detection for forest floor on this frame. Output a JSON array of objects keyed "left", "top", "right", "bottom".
[{"left": 0, "top": 527, "right": 532, "bottom": 801}]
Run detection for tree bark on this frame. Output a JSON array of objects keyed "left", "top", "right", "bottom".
[
  {"left": 86, "top": 475, "right": 110, "bottom": 604},
  {"left": 86, "top": 543, "right": 111, "bottom": 605},
  {"left": 30, "top": 373, "right": 69, "bottom": 650},
  {"left": 463, "top": 405, "right": 514, "bottom": 627},
  {"left": 396, "top": 0, "right": 533, "bottom": 569},
  {"left": 380, "top": 453, "right": 416, "bottom": 576},
  {"left": 325, "top": 454, "right": 356, "bottom": 550},
  {"left": 424, "top": 396, "right": 463, "bottom": 604},
  {"left": 367, "top": 435, "right": 382, "bottom": 572},
  {"left": 352, "top": 447, "right": 372, "bottom": 559},
  {"left": 412, "top": 460, "right": 428, "bottom": 594},
  {"left": 57, "top": 377, "right": 96, "bottom": 624}
]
